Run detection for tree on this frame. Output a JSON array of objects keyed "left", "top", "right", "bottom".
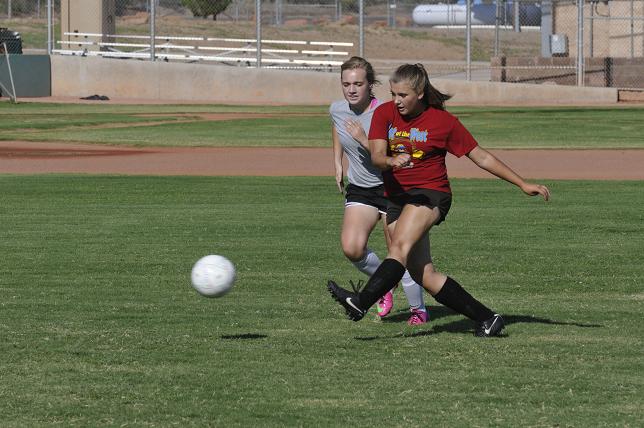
[{"left": 181, "top": 0, "right": 232, "bottom": 21}]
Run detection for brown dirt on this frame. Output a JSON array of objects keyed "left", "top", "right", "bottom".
[{"left": 1, "top": 140, "right": 642, "bottom": 180}]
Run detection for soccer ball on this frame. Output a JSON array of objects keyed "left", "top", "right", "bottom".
[{"left": 190, "top": 255, "right": 236, "bottom": 298}]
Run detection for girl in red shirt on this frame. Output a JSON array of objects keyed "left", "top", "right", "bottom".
[{"left": 328, "top": 63, "right": 550, "bottom": 337}]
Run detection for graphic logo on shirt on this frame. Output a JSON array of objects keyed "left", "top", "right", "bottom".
[
  {"left": 409, "top": 128, "right": 428, "bottom": 143},
  {"left": 388, "top": 127, "right": 429, "bottom": 161}
]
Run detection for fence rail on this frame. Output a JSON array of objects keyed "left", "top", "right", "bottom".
[
  {"left": 53, "top": 30, "right": 351, "bottom": 68},
  {"left": 1, "top": 0, "right": 642, "bottom": 88}
]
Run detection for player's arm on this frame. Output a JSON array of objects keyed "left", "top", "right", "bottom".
[
  {"left": 331, "top": 125, "right": 344, "bottom": 193},
  {"left": 369, "top": 138, "right": 411, "bottom": 171},
  {"left": 368, "top": 105, "right": 411, "bottom": 171},
  {"left": 467, "top": 146, "right": 550, "bottom": 201}
]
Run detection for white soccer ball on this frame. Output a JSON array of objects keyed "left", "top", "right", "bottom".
[{"left": 190, "top": 255, "right": 236, "bottom": 298}]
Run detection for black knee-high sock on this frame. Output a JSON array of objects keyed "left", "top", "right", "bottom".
[
  {"left": 358, "top": 258, "right": 406, "bottom": 310},
  {"left": 434, "top": 277, "right": 495, "bottom": 322}
]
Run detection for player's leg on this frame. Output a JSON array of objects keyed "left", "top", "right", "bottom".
[
  {"left": 343, "top": 183, "right": 398, "bottom": 318},
  {"left": 328, "top": 204, "right": 438, "bottom": 321},
  {"left": 386, "top": 218, "right": 427, "bottom": 325},
  {"left": 342, "top": 204, "right": 397, "bottom": 316},
  {"left": 340, "top": 203, "right": 381, "bottom": 274},
  {"left": 405, "top": 234, "right": 505, "bottom": 337}
]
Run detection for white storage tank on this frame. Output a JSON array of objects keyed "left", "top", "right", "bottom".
[
  {"left": 412, "top": 4, "right": 495, "bottom": 26},
  {"left": 412, "top": 2, "right": 541, "bottom": 27}
]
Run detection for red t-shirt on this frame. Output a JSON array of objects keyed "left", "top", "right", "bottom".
[{"left": 368, "top": 101, "right": 478, "bottom": 195}]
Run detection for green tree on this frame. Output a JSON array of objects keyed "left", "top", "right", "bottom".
[{"left": 181, "top": 0, "right": 232, "bottom": 20}]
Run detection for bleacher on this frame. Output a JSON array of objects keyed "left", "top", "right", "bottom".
[{"left": 54, "top": 32, "right": 353, "bottom": 69}]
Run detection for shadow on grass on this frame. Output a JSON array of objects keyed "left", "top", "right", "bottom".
[
  {"left": 356, "top": 310, "right": 602, "bottom": 341},
  {"left": 220, "top": 333, "right": 268, "bottom": 340},
  {"left": 503, "top": 315, "right": 602, "bottom": 329},
  {"left": 381, "top": 305, "right": 455, "bottom": 323}
]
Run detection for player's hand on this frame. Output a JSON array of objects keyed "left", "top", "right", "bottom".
[
  {"left": 335, "top": 171, "right": 345, "bottom": 194},
  {"left": 345, "top": 120, "right": 368, "bottom": 148},
  {"left": 521, "top": 183, "right": 550, "bottom": 201},
  {"left": 389, "top": 153, "right": 413, "bottom": 170}
]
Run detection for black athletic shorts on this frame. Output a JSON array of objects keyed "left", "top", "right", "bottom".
[
  {"left": 344, "top": 183, "right": 388, "bottom": 214},
  {"left": 386, "top": 188, "right": 452, "bottom": 225}
]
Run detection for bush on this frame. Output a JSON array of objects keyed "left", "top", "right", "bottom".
[{"left": 181, "top": 0, "right": 232, "bottom": 20}]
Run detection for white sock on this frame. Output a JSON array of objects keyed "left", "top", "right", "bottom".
[
  {"left": 401, "top": 271, "right": 426, "bottom": 311},
  {"left": 351, "top": 248, "right": 381, "bottom": 277}
]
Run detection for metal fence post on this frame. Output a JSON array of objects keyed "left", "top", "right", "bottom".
[
  {"left": 47, "top": 0, "right": 52, "bottom": 54},
  {"left": 541, "top": 0, "right": 553, "bottom": 57},
  {"left": 150, "top": 0, "right": 156, "bottom": 61},
  {"left": 8, "top": 0, "right": 11, "bottom": 20},
  {"left": 359, "top": 0, "right": 364, "bottom": 58},
  {"left": 494, "top": 0, "right": 500, "bottom": 57},
  {"left": 275, "top": 0, "right": 282, "bottom": 26},
  {"left": 589, "top": 1, "right": 594, "bottom": 57},
  {"left": 256, "top": 0, "right": 262, "bottom": 68},
  {"left": 630, "top": 0, "right": 635, "bottom": 58},
  {"left": 387, "top": 0, "right": 390, "bottom": 27},
  {"left": 466, "top": 0, "right": 472, "bottom": 81},
  {"left": 577, "top": 0, "right": 584, "bottom": 86},
  {"left": 387, "top": 0, "right": 397, "bottom": 28}
]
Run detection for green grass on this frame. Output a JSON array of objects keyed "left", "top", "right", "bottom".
[
  {"left": 2, "top": 103, "right": 644, "bottom": 149},
  {"left": 0, "top": 18, "right": 57, "bottom": 50},
  {"left": 0, "top": 113, "right": 184, "bottom": 131},
  {"left": 0, "top": 176, "right": 642, "bottom": 426}
]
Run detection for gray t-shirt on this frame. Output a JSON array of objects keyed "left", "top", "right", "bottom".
[{"left": 329, "top": 99, "right": 383, "bottom": 188}]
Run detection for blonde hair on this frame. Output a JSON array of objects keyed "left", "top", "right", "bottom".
[{"left": 390, "top": 63, "right": 451, "bottom": 111}]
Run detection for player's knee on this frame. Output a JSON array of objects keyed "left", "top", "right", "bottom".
[
  {"left": 342, "top": 244, "right": 365, "bottom": 262},
  {"left": 408, "top": 263, "right": 433, "bottom": 286},
  {"left": 407, "top": 267, "right": 424, "bottom": 286}
]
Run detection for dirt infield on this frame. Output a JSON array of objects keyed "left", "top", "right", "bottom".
[{"left": 1, "top": 141, "right": 643, "bottom": 180}]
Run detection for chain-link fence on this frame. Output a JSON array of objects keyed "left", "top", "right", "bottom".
[
  {"left": 491, "top": 0, "right": 644, "bottom": 89},
  {"left": 1, "top": 0, "right": 642, "bottom": 88}
]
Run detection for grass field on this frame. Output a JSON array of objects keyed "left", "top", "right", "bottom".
[
  {"left": 0, "top": 102, "right": 643, "bottom": 425},
  {"left": 0, "top": 176, "right": 642, "bottom": 426},
  {"left": 1, "top": 102, "right": 644, "bottom": 149}
]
